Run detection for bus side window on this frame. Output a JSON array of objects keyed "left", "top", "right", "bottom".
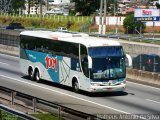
[
  {"left": 25, "top": 43, "right": 28, "bottom": 49},
  {"left": 20, "top": 43, "right": 24, "bottom": 49},
  {"left": 80, "top": 45, "right": 89, "bottom": 77}
]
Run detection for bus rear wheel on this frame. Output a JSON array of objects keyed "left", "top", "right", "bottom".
[
  {"left": 73, "top": 79, "right": 79, "bottom": 93},
  {"left": 34, "top": 69, "right": 41, "bottom": 82},
  {"left": 28, "top": 67, "right": 34, "bottom": 80}
]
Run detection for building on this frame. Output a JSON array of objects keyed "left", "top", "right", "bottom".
[{"left": 23, "top": 0, "right": 74, "bottom": 15}]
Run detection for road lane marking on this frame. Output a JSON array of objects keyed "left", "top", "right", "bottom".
[
  {"left": 0, "top": 74, "right": 130, "bottom": 114},
  {"left": 146, "top": 99, "right": 160, "bottom": 104},
  {"left": 0, "top": 62, "right": 9, "bottom": 66},
  {"left": 127, "top": 81, "right": 160, "bottom": 91}
]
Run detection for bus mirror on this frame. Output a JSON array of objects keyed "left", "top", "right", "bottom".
[
  {"left": 88, "top": 56, "right": 92, "bottom": 69},
  {"left": 126, "top": 54, "right": 132, "bottom": 67}
]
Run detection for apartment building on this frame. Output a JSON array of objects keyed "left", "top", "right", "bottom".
[{"left": 23, "top": 0, "right": 72, "bottom": 15}]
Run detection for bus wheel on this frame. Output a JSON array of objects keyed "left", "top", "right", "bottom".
[
  {"left": 28, "top": 67, "right": 34, "bottom": 80},
  {"left": 72, "top": 79, "right": 79, "bottom": 93},
  {"left": 34, "top": 69, "right": 41, "bottom": 82}
]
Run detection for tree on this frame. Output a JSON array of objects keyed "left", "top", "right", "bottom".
[
  {"left": 11, "top": 0, "right": 25, "bottom": 14},
  {"left": 123, "top": 14, "right": 146, "bottom": 34},
  {"left": 73, "top": 0, "right": 100, "bottom": 16},
  {"left": 72, "top": 0, "right": 115, "bottom": 16},
  {"left": 156, "top": 2, "right": 160, "bottom": 9}
]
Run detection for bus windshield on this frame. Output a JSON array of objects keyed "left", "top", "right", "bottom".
[{"left": 88, "top": 46, "right": 125, "bottom": 80}]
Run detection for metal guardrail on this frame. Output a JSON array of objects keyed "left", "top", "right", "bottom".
[
  {"left": 89, "top": 33, "right": 160, "bottom": 43},
  {"left": 0, "top": 104, "right": 39, "bottom": 120},
  {"left": 0, "top": 86, "right": 98, "bottom": 120}
]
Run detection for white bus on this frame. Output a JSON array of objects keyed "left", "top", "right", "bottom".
[{"left": 20, "top": 31, "right": 130, "bottom": 92}]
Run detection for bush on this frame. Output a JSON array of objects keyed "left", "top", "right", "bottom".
[{"left": 123, "top": 14, "right": 146, "bottom": 34}]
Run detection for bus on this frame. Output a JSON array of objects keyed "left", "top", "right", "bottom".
[{"left": 20, "top": 31, "right": 131, "bottom": 92}]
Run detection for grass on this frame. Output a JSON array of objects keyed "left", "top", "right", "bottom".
[
  {"left": 0, "top": 110, "right": 23, "bottom": 120},
  {"left": 0, "top": 110, "right": 59, "bottom": 120},
  {"left": 31, "top": 113, "right": 59, "bottom": 120}
]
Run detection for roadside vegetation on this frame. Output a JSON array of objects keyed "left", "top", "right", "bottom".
[
  {"left": 0, "top": 14, "right": 92, "bottom": 32},
  {"left": 0, "top": 110, "right": 23, "bottom": 120},
  {"left": 123, "top": 13, "right": 146, "bottom": 34},
  {"left": 31, "top": 113, "right": 59, "bottom": 120},
  {"left": 0, "top": 110, "right": 59, "bottom": 120}
]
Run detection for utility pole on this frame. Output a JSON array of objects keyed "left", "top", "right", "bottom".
[
  {"left": 99, "top": 0, "right": 107, "bottom": 35},
  {"left": 99, "top": 0, "right": 103, "bottom": 34},
  {"left": 103, "top": 0, "right": 106, "bottom": 35},
  {"left": 46, "top": 0, "right": 49, "bottom": 11},
  {"left": 40, "top": 0, "right": 43, "bottom": 27},
  {"left": 114, "top": 0, "right": 117, "bottom": 16}
]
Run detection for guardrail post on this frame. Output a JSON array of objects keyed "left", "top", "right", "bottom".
[
  {"left": 58, "top": 106, "right": 61, "bottom": 120},
  {"left": 11, "top": 91, "right": 16, "bottom": 105},
  {"left": 32, "top": 98, "right": 37, "bottom": 113}
]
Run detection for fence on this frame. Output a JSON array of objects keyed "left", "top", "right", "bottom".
[
  {"left": 0, "top": 13, "right": 92, "bottom": 23},
  {"left": 0, "top": 86, "right": 97, "bottom": 120}
]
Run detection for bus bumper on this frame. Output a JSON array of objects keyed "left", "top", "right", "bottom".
[{"left": 89, "top": 83, "right": 126, "bottom": 92}]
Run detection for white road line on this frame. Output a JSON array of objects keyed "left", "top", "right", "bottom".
[
  {"left": 146, "top": 99, "right": 160, "bottom": 104},
  {"left": 0, "top": 74, "right": 130, "bottom": 114},
  {"left": 0, "top": 62, "right": 9, "bottom": 66},
  {"left": 127, "top": 81, "right": 160, "bottom": 91}
]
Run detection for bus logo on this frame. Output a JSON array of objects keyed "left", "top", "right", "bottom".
[{"left": 45, "top": 55, "right": 58, "bottom": 71}]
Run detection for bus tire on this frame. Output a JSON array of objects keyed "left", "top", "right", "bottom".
[
  {"left": 34, "top": 69, "right": 41, "bottom": 82},
  {"left": 28, "top": 67, "right": 34, "bottom": 80},
  {"left": 72, "top": 78, "right": 79, "bottom": 93}
]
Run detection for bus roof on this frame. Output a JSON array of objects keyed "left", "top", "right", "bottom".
[{"left": 20, "top": 31, "right": 121, "bottom": 47}]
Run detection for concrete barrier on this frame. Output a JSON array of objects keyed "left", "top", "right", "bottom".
[
  {"left": 127, "top": 68, "right": 160, "bottom": 86},
  {"left": 0, "top": 44, "right": 19, "bottom": 56}
]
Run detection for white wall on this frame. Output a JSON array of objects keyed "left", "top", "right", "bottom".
[{"left": 95, "top": 16, "right": 160, "bottom": 26}]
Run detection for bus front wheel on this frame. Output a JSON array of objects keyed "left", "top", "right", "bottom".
[{"left": 72, "top": 79, "right": 79, "bottom": 93}]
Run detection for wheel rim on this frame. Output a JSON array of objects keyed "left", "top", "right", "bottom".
[
  {"left": 74, "top": 81, "right": 79, "bottom": 92},
  {"left": 29, "top": 69, "right": 33, "bottom": 79},
  {"left": 36, "top": 71, "right": 40, "bottom": 81}
]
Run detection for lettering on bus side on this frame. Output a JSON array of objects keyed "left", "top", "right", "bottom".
[{"left": 45, "top": 55, "right": 58, "bottom": 71}]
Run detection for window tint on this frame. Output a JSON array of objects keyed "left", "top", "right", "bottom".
[
  {"left": 47, "top": 40, "right": 79, "bottom": 58},
  {"left": 80, "top": 44, "right": 87, "bottom": 58},
  {"left": 35, "top": 38, "right": 49, "bottom": 53},
  {"left": 20, "top": 35, "right": 36, "bottom": 50},
  {"left": 20, "top": 35, "right": 79, "bottom": 58},
  {"left": 80, "top": 45, "right": 89, "bottom": 77}
]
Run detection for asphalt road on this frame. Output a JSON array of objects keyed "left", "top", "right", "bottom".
[{"left": 0, "top": 53, "right": 160, "bottom": 119}]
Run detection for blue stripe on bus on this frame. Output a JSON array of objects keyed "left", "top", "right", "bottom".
[{"left": 25, "top": 50, "right": 63, "bottom": 83}]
